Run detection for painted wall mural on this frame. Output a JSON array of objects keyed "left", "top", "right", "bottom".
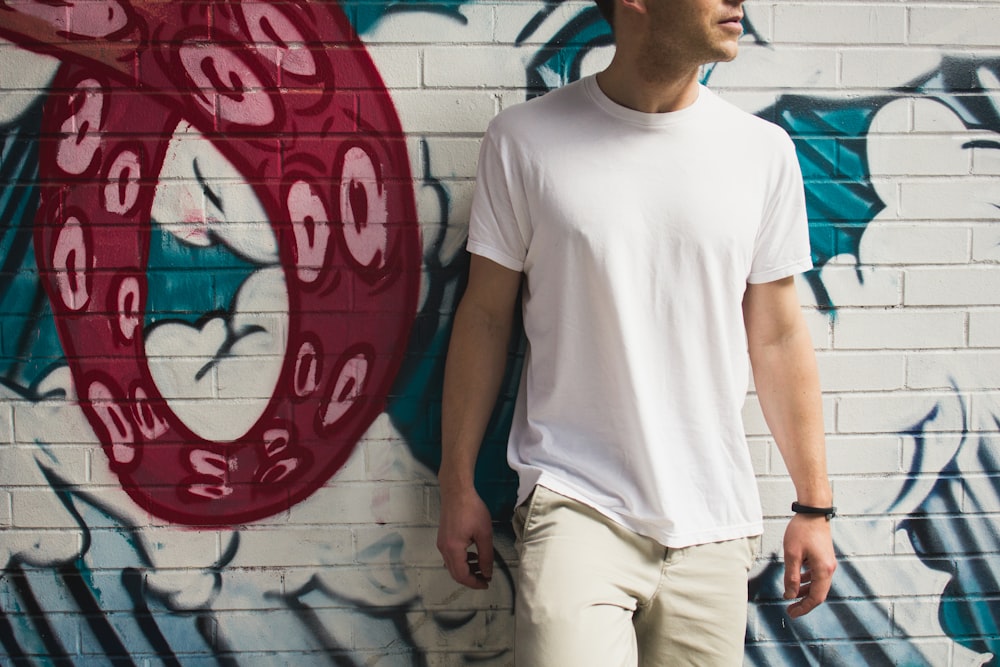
[{"left": 1, "top": 0, "right": 998, "bottom": 664}]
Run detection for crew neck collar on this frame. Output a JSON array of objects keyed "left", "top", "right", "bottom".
[{"left": 583, "top": 74, "right": 709, "bottom": 128}]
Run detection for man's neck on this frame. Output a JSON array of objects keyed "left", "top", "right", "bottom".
[{"left": 595, "top": 58, "right": 701, "bottom": 114}]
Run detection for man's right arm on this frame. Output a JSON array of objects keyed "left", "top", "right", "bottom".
[{"left": 437, "top": 254, "right": 522, "bottom": 589}]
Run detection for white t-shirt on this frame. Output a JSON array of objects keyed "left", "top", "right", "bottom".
[{"left": 468, "top": 75, "right": 812, "bottom": 548}]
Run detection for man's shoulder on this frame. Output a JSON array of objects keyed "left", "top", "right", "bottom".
[
  {"left": 704, "top": 88, "right": 789, "bottom": 138},
  {"left": 486, "top": 78, "right": 589, "bottom": 142}
]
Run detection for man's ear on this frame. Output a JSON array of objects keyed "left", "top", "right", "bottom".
[{"left": 619, "top": 0, "right": 649, "bottom": 17}]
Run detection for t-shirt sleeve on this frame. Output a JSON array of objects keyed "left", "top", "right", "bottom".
[
  {"left": 747, "top": 133, "right": 813, "bottom": 284},
  {"left": 467, "top": 128, "right": 530, "bottom": 272}
]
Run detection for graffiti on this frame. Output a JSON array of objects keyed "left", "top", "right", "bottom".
[
  {"left": 1, "top": 461, "right": 517, "bottom": 664},
  {"left": 733, "top": 55, "right": 1000, "bottom": 665},
  {"left": 0, "top": 0, "right": 421, "bottom": 525},
  {"left": 1, "top": 0, "right": 999, "bottom": 664}
]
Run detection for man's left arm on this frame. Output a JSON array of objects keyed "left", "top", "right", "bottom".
[{"left": 743, "top": 276, "right": 837, "bottom": 619}]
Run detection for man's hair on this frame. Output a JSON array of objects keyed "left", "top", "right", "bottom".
[{"left": 594, "top": 0, "right": 614, "bottom": 28}]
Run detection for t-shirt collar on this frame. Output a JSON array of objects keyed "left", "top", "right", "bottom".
[{"left": 583, "top": 74, "right": 709, "bottom": 128}]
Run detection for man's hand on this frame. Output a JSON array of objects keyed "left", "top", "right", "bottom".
[
  {"left": 782, "top": 513, "right": 837, "bottom": 618},
  {"left": 437, "top": 486, "right": 494, "bottom": 589}
]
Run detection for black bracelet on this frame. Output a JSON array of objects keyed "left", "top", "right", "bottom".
[{"left": 791, "top": 501, "right": 836, "bottom": 521}]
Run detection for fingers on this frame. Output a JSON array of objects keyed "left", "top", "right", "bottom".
[
  {"left": 466, "top": 550, "right": 494, "bottom": 585},
  {"left": 442, "top": 548, "right": 491, "bottom": 589},
  {"left": 439, "top": 532, "right": 494, "bottom": 590},
  {"left": 436, "top": 489, "right": 496, "bottom": 589},
  {"left": 783, "top": 552, "right": 802, "bottom": 601},
  {"left": 784, "top": 557, "right": 836, "bottom": 618},
  {"left": 475, "top": 534, "right": 494, "bottom": 581},
  {"left": 791, "top": 563, "right": 834, "bottom": 619},
  {"left": 783, "top": 513, "right": 837, "bottom": 618}
]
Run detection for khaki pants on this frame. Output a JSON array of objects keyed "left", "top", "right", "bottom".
[{"left": 513, "top": 485, "right": 757, "bottom": 667}]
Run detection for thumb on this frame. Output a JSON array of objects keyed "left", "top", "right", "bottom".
[{"left": 784, "top": 552, "right": 802, "bottom": 599}]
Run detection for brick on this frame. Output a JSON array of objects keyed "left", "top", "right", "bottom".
[
  {"left": 857, "top": 223, "right": 970, "bottom": 265},
  {"left": 909, "top": 7, "right": 1000, "bottom": 47},
  {"left": 837, "top": 392, "right": 966, "bottom": 435},
  {"left": 417, "top": 136, "right": 485, "bottom": 180},
  {"left": 817, "top": 351, "right": 905, "bottom": 391},
  {"left": 752, "top": 518, "right": 785, "bottom": 555},
  {"left": 866, "top": 134, "right": 972, "bottom": 177},
  {"left": 908, "top": 351, "right": 1000, "bottom": 391},
  {"left": 829, "top": 517, "right": 896, "bottom": 557},
  {"left": 971, "top": 224, "right": 1000, "bottom": 264},
  {"left": 0, "top": 44, "right": 60, "bottom": 94},
  {"left": 215, "top": 352, "right": 287, "bottom": 400},
  {"left": 235, "top": 526, "right": 354, "bottom": 566},
  {"left": 852, "top": 556, "right": 956, "bottom": 597},
  {"left": 823, "top": 435, "right": 902, "bottom": 475},
  {"left": 360, "top": 4, "right": 496, "bottom": 44},
  {"left": 710, "top": 90, "right": 780, "bottom": 116},
  {"left": 868, "top": 98, "right": 911, "bottom": 134},
  {"left": 830, "top": 476, "right": 915, "bottom": 516},
  {"left": 0, "top": 491, "right": 9, "bottom": 528},
  {"left": 757, "top": 477, "right": 796, "bottom": 518},
  {"left": 363, "top": 436, "right": 436, "bottom": 483},
  {"left": 905, "top": 267, "right": 1000, "bottom": 306},
  {"left": 803, "top": 311, "right": 833, "bottom": 351},
  {"left": 899, "top": 179, "right": 1000, "bottom": 221},
  {"left": 285, "top": 482, "right": 427, "bottom": 525},
  {"left": 387, "top": 89, "right": 497, "bottom": 133},
  {"left": 2, "top": 525, "right": 82, "bottom": 564},
  {"left": 900, "top": 433, "right": 965, "bottom": 482},
  {"left": 970, "top": 394, "right": 1000, "bottom": 434},
  {"left": 774, "top": 5, "right": 906, "bottom": 46},
  {"left": 197, "top": 567, "right": 284, "bottom": 610},
  {"left": 364, "top": 46, "right": 423, "bottom": 89},
  {"left": 493, "top": 1, "right": 596, "bottom": 45},
  {"left": 893, "top": 598, "right": 957, "bottom": 638},
  {"left": 834, "top": 308, "right": 965, "bottom": 350},
  {"left": 424, "top": 46, "right": 528, "bottom": 88},
  {"left": 354, "top": 525, "right": 439, "bottom": 566},
  {"left": 822, "top": 639, "right": 951, "bottom": 665},
  {"left": 840, "top": 49, "right": 948, "bottom": 89},
  {"left": 972, "top": 134, "right": 1000, "bottom": 175},
  {"left": 0, "top": 401, "right": 12, "bottom": 445},
  {"left": 0, "top": 445, "right": 89, "bottom": 486},
  {"left": 818, "top": 264, "right": 903, "bottom": 308},
  {"left": 703, "top": 45, "right": 837, "bottom": 89}
]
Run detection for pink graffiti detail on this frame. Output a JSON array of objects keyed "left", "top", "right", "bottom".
[
  {"left": 293, "top": 338, "right": 321, "bottom": 397},
  {"left": 130, "top": 385, "right": 169, "bottom": 440},
  {"left": 241, "top": 4, "right": 317, "bottom": 77},
  {"left": 179, "top": 44, "right": 276, "bottom": 126},
  {"left": 288, "top": 180, "right": 331, "bottom": 284},
  {"left": 104, "top": 148, "right": 142, "bottom": 215},
  {"left": 6, "top": 1, "right": 420, "bottom": 526},
  {"left": 56, "top": 79, "right": 103, "bottom": 175},
  {"left": 3, "top": 0, "right": 132, "bottom": 39},
  {"left": 340, "top": 146, "right": 389, "bottom": 270},
  {"left": 115, "top": 276, "right": 141, "bottom": 341},
  {"left": 88, "top": 380, "right": 137, "bottom": 466},
  {"left": 322, "top": 350, "right": 370, "bottom": 428},
  {"left": 52, "top": 216, "right": 91, "bottom": 311}
]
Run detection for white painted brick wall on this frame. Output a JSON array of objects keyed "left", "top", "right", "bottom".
[{"left": 773, "top": 4, "right": 907, "bottom": 45}]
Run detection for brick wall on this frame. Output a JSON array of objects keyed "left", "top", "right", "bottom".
[{"left": 0, "top": 1, "right": 997, "bottom": 664}]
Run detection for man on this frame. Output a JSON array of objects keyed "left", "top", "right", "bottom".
[{"left": 437, "top": 0, "right": 837, "bottom": 663}]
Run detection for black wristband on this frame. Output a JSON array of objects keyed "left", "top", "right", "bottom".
[{"left": 791, "top": 501, "right": 836, "bottom": 520}]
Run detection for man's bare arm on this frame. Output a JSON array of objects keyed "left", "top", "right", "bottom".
[
  {"left": 743, "top": 276, "right": 836, "bottom": 618},
  {"left": 437, "top": 254, "right": 522, "bottom": 589}
]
